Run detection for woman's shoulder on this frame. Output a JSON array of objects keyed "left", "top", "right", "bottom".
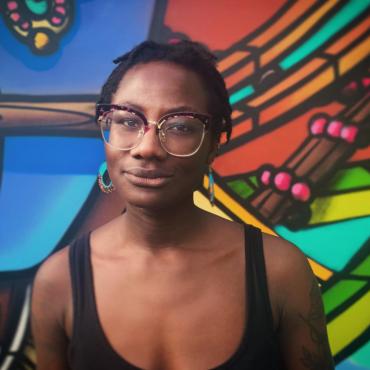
[
  {"left": 32, "top": 245, "right": 72, "bottom": 306},
  {"left": 261, "top": 232, "right": 310, "bottom": 276}
]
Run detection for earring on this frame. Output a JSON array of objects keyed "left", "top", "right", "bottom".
[
  {"left": 98, "top": 161, "right": 115, "bottom": 193},
  {"left": 208, "top": 166, "right": 215, "bottom": 206}
]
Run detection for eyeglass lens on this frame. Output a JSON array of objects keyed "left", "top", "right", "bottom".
[{"left": 100, "top": 110, "right": 205, "bottom": 156}]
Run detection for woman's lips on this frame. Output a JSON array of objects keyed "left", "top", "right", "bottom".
[{"left": 124, "top": 168, "right": 174, "bottom": 187}]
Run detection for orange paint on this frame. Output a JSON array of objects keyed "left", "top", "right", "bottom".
[
  {"left": 218, "top": 51, "right": 249, "bottom": 73},
  {"left": 231, "top": 110, "right": 244, "bottom": 119},
  {"left": 350, "top": 146, "right": 370, "bottom": 163},
  {"left": 249, "top": 58, "right": 326, "bottom": 107},
  {"left": 224, "top": 61, "right": 255, "bottom": 88},
  {"left": 338, "top": 36, "right": 370, "bottom": 76},
  {"left": 259, "top": 67, "right": 335, "bottom": 125},
  {"left": 260, "top": 0, "right": 338, "bottom": 66},
  {"left": 249, "top": 1, "right": 316, "bottom": 47},
  {"left": 325, "top": 18, "right": 370, "bottom": 55},
  {"left": 230, "top": 118, "right": 253, "bottom": 140},
  {"left": 214, "top": 103, "right": 343, "bottom": 177}
]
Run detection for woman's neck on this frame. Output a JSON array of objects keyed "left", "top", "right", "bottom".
[{"left": 120, "top": 197, "right": 206, "bottom": 251}]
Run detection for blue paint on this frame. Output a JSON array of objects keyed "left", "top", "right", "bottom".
[
  {"left": 275, "top": 216, "right": 370, "bottom": 271},
  {"left": 0, "top": 136, "right": 105, "bottom": 271},
  {"left": 0, "top": 0, "right": 155, "bottom": 92}
]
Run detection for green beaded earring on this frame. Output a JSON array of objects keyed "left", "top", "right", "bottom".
[
  {"left": 208, "top": 166, "right": 215, "bottom": 206},
  {"left": 98, "top": 161, "right": 115, "bottom": 193}
]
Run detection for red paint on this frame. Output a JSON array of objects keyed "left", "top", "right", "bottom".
[
  {"left": 164, "top": 0, "right": 285, "bottom": 50},
  {"left": 10, "top": 12, "right": 20, "bottom": 22},
  {"left": 291, "top": 182, "right": 310, "bottom": 201},
  {"left": 7, "top": 1, "right": 17, "bottom": 11},
  {"left": 274, "top": 172, "right": 291, "bottom": 191},
  {"left": 310, "top": 116, "right": 328, "bottom": 135}
]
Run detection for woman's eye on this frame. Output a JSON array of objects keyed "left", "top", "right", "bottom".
[
  {"left": 166, "top": 123, "right": 193, "bottom": 134},
  {"left": 117, "top": 119, "right": 140, "bottom": 128}
]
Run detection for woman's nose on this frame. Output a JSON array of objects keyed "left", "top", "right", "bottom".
[{"left": 130, "top": 125, "right": 167, "bottom": 159}]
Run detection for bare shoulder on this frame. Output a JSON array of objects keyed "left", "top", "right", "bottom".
[
  {"left": 32, "top": 246, "right": 71, "bottom": 324},
  {"left": 31, "top": 246, "right": 73, "bottom": 369},
  {"left": 261, "top": 232, "right": 315, "bottom": 317},
  {"left": 33, "top": 246, "right": 71, "bottom": 292},
  {"left": 262, "top": 232, "right": 312, "bottom": 281}
]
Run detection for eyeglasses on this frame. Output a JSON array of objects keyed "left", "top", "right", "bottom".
[{"left": 96, "top": 104, "right": 211, "bottom": 157}]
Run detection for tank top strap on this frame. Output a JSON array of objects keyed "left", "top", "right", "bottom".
[
  {"left": 244, "top": 224, "right": 275, "bottom": 336},
  {"left": 68, "top": 232, "right": 96, "bottom": 344}
]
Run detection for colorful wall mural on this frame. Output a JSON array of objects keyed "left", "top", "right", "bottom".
[{"left": 0, "top": 1, "right": 369, "bottom": 369}]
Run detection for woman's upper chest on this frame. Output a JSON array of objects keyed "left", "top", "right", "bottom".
[{"left": 91, "top": 245, "right": 247, "bottom": 369}]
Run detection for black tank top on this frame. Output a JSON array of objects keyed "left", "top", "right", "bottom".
[{"left": 68, "top": 224, "right": 283, "bottom": 369}]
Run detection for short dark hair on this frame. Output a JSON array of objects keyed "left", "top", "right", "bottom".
[{"left": 97, "top": 40, "right": 232, "bottom": 142}]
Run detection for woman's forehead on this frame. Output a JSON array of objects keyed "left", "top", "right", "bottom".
[{"left": 112, "top": 61, "right": 210, "bottom": 112}]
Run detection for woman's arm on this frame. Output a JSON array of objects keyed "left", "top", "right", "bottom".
[
  {"left": 31, "top": 248, "right": 71, "bottom": 370},
  {"left": 265, "top": 236, "right": 334, "bottom": 370}
]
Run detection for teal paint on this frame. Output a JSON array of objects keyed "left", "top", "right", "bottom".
[
  {"left": 229, "top": 85, "right": 254, "bottom": 105},
  {"left": 280, "top": 0, "right": 370, "bottom": 70},
  {"left": 275, "top": 216, "right": 370, "bottom": 271},
  {"left": 25, "top": 0, "right": 48, "bottom": 15}
]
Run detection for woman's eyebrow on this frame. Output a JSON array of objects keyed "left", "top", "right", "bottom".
[{"left": 116, "top": 102, "right": 200, "bottom": 114}]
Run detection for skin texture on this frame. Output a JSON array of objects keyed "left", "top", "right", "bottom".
[{"left": 31, "top": 61, "right": 334, "bottom": 370}]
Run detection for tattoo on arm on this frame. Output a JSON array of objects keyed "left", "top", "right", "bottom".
[{"left": 299, "top": 278, "right": 334, "bottom": 370}]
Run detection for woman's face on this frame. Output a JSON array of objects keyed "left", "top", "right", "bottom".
[{"left": 105, "top": 61, "right": 216, "bottom": 210}]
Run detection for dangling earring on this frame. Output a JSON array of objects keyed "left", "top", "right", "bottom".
[
  {"left": 208, "top": 166, "right": 215, "bottom": 206},
  {"left": 98, "top": 161, "right": 115, "bottom": 193}
]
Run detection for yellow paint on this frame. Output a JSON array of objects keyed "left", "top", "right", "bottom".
[
  {"left": 203, "top": 175, "right": 276, "bottom": 235},
  {"left": 308, "top": 258, "right": 333, "bottom": 280},
  {"left": 193, "top": 191, "right": 231, "bottom": 220},
  {"left": 339, "top": 35, "right": 370, "bottom": 75},
  {"left": 328, "top": 291, "right": 370, "bottom": 355},
  {"left": 310, "top": 189, "right": 370, "bottom": 224},
  {"left": 32, "top": 19, "right": 67, "bottom": 32},
  {"left": 34, "top": 32, "right": 49, "bottom": 49}
]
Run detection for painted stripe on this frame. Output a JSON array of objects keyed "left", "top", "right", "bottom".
[
  {"left": 280, "top": 0, "right": 370, "bottom": 70},
  {"left": 328, "top": 291, "right": 370, "bottom": 355},
  {"left": 258, "top": 66, "right": 335, "bottom": 124},
  {"left": 218, "top": 51, "right": 249, "bottom": 73},
  {"left": 249, "top": 58, "right": 325, "bottom": 107},
  {"left": 308, "top": 258, "right": 333, "bottom": 281},
  {"left": 309, "top": 189, "right": 370, "bottom": 224},
  {"left": 203, "top": 176, "right": 276, "bottom": 235},
  {"left": 325, "top": 17, "right": 370, "bottom": 55},
  {"left": 250, "top": 1, "right": 317, "bottom": 47},
  {"left": 261, "top": 0, "right": 338, "bottom": 66},
  {"left": 338, "top": 35, "right": 370, "bottom": 75},
  {"left": 323, "top": 279, "right": 367, "bottom": 314},
  {"left": 230, "top": 85, "right": 254, "bottom": 105},
  {"left": 193, "top": 190, "right": 231, "bottom": 221}
]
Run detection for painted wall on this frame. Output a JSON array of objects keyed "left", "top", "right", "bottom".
[{"left": 0, "top": 1, "right": 369, "bottom": 369}]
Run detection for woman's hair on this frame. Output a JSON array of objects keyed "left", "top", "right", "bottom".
[{"left": 97, "top": 40, "right": 232, "bottom": 142}]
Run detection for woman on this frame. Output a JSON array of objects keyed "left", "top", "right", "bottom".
[{"left": 31, "top": 41, "right": 334, "bottom": 370}]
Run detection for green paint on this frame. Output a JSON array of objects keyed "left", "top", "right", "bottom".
[
  {"left": 249, "top": 176, "right": 258, "bottom": 187},
  {"left": 352, "top": 255, "right": 370, "bottom": 277},
  {"left": 327, "top": 166, "right": 370, "bottom": 192},
  {"left": 280, "top": 0, "right": 370, "bottom": 70},
  {"left": 228, "top": 180, "right": 255, "bottom": 199},
  {"left": 275, "top": 216, "right": 370, "bottom": 271},
  {"left": 25, "top": 0, "right": 48, "bottom": 15},
  {"left": 323, "top": 279, "right": 366, "bottom": 314},
  {"left": 229, "top": 85, "right": 254, "bottom": 105}
]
